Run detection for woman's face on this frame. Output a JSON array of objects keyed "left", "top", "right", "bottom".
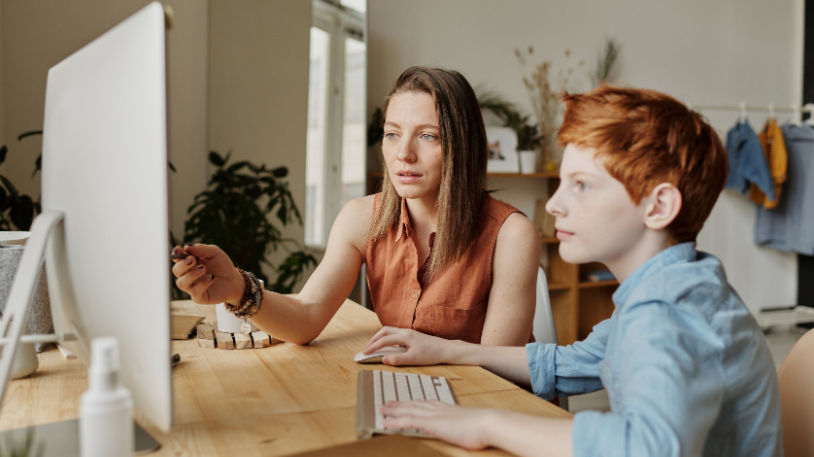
[{"left": 382, "top": 91, "right": 444, "bottom": 201}]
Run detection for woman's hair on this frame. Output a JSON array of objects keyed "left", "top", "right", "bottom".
[
  {"left": 557, "top": 85, "right": 729, "bottom": 243},
  {"left": 369, "top": 66, "right": 488, "bottom": 280}
]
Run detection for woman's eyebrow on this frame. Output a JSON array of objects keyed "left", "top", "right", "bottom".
[{"left": 383, "top": 121, "right": 439, "bottom": 130}]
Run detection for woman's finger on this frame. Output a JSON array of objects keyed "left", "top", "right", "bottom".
[
  {"left": 363, "top": 333, "right": 410, "bottom": 355},
  {"left": 364, "top": 326, "right": 404, "bottom": 349},
  {"left": 171, "top": 246, "right": 188, "bottom": 263},
  {"left": 175, "top": 263, "right": 207, "bottom": 292},
  {"left": 187, "top": 273, "right": 216, "bottom": 302},
  {"left": 172, "top": 254, "right": 198, "bottom": 278}
]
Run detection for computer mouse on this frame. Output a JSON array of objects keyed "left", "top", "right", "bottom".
[{"left": 353, "top": 346, "right": 407, "bottom": 364}]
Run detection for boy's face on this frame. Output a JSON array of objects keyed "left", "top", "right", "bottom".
[{"left": 546, "top": 144, "right": 649, "bottom": 265}]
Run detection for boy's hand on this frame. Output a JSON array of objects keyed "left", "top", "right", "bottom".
[
  {"left": 363, "top": 327, "right": 457, "bottom": 366},
  {"left": 381, "top": 401, "right": 493, "bottom": 450}
]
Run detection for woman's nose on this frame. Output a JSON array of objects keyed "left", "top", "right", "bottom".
[{"left": 396, "top": 138, "right": 417, "bottom": 163}]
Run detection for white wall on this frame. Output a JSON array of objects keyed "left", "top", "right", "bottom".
[
  {"left": 0, "top": 0, "right": 208, "bottom": 238},
  {"left": 368, "top": 0, "right": 804, "bottom": 313},
  {"left": 208, "top": 0, "right": 312, "bottom": 284}
]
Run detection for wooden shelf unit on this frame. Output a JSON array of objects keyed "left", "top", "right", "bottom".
[{"left": 366, "top": 171, "right": 617, "bottom": 346}]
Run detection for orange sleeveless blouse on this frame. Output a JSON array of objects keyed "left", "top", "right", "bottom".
[{"left": 365, "top": 193, "right": 522, "bottom": 344}]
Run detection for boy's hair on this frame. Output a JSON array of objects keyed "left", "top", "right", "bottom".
[{"left": 558, "top": 85, "right": 728, "bottom": 243}]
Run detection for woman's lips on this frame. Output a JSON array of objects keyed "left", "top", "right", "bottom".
[
  {"left": 556, "top": 230, "right": 574, "bottom": 240},
  {"left": 395, "top": 171, "right": 422, "bottom": 184}
]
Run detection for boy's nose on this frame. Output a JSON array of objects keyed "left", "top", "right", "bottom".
[{"left": 545, "top": 188, "right": 566, "bottom": 217}]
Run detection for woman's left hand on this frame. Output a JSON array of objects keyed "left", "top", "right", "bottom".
[{"left": 381, "top": 401, "right": 493, "bottom": 450}]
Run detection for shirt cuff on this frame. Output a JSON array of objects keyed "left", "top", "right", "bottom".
[
  {"left": 573, "top": 410, "right": 627, "bottom": 457},
  {"left": 525, "top": 342, "right": 556, "bottom": 400}
]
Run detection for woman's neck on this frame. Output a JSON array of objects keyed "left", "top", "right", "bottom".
[{"left": 404, "top": 195, "right": 438, "bottom": 234}]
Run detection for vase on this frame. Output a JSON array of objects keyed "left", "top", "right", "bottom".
[{"left": 519, "top": 150, "right": 537, "bottom": 174}]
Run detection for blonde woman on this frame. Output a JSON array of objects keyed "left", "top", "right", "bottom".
[{"left": 172, "top": 66, "right": 540, "bottom": 346}]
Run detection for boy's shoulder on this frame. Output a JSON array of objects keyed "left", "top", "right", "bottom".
[{"left": 621, "top": 250, "right": 747, "bottom": 331}]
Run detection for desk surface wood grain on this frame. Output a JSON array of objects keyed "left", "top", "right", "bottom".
[{"left": 1, "top": 299, "right": 570, "bottom": 456}]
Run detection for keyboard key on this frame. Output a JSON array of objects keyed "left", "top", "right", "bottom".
[
  {"left": 407, "top": 373, "right": 425, "bottom": 400},
  {"left": 395, "top": 372, "right": 411, "bottom": 401},
  {"left": 382, "top": 371, "right": 397, "bottom": 404},
  {"left": 420, "top": 375, "right": 438, "bottom": 401},
  {"left": 437, "top": 377, "right": 455, "bottom": 404}
]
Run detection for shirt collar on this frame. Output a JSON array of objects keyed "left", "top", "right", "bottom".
[
  {"left": 395, "top": 197, "right": 412, "bottom": 242},
  {"left": 612, "top": 242, "right": 697, "bottom": 307}
]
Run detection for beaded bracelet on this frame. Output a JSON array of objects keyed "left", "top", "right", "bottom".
[{"left": 225, "top": 268, "right": 264, "bottom": 333}]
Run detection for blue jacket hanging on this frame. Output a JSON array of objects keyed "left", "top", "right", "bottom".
[{"left": 724, "top": 120, "right": 775, "bottom": 201}]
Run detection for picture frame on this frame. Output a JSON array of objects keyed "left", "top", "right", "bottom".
[{"left": 485, "top": 127, "right": 519, "bottom": 173}]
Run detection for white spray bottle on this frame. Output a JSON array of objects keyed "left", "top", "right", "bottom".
[{"left": 79, "top": 337, "right": 134, "bottom": 457}]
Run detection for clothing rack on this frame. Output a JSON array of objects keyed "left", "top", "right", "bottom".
[{"left": 688, "top": 102, "right": 814, "bottom": 126}]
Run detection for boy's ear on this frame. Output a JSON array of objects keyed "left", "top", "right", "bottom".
[{"left": 644, "top": 183, "right": 682, "bottom": 231}]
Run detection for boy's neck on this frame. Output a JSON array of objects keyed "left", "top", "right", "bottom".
[{"left": 604, "top": 230, "right": 674, "bottom": 283}]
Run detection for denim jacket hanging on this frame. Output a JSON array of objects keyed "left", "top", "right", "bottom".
[{"left": 725, "top": 120, "right": 775, "bottom": 201}]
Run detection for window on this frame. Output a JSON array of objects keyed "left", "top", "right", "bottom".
[{"left": 305, "top": 1, "right": 366, "bottom": 247}]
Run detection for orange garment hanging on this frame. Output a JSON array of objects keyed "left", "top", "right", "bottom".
[{"left": 750, "top": 118, "right": 787, "bottom": 208}]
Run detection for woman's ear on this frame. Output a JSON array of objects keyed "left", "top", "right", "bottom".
[{"left": 644, "top": 183, "right": 682, "bottom": 231}]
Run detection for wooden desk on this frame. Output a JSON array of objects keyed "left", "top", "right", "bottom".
[{"left": 1, "top": 300, "right": 570, "bottom": 456}]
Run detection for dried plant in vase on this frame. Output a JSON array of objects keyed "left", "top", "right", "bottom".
[
  {"left": 590, "top": 37, "right": 623, "bottom": 87},
  {"left": 515, "top": 46, "right": 584, "bottom": 171}
]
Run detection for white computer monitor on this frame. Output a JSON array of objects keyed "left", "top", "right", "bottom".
[{"left": 0, "top": 1, "right": 173, "bottom": 436}]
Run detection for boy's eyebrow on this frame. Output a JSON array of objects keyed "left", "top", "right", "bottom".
[
  {"left": 564, "top": 171, "right": 597, "bottom": 179},
  {"left": 383, "top": 121, "right": 440, "bottom": 130}
]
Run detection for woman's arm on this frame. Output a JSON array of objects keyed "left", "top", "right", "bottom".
[
  {"left": 174, "top": 195, "right": 374, "bottom": 345},
  {"left": 481, "top": 212, "right": 540, "bottom": 346}
]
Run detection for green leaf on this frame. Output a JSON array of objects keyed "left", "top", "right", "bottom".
[
  {"left": 0, "top": 175, "right": 19, "bottom": 199},
  {"left": 272, "top": 167, "right": 288, "bottom": 178},
  {"left": 208, "top": 151, "right": 225, "bottom": 167},
  {"left": 0, "top": 187, "right": 7, "bottom": 210},
  {"left": 32, "top": 154, "right": 42, "bottom": 178},
  {"left": 10, "top": 195, "right": 34, "bottom": 230},
  {"left": 168, "top": 160, "right": 176, "bottom": 173},
  {"left": 17, "top": 130, "right": 43, "bottom": 141},
  {"left": 0, "top": 146, "right": 6, "bottom": 165}
]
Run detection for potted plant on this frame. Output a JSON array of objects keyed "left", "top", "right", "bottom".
[
  {"left": 174, "top": 151, "right": 316, "bottom": 299},
  {"left": 477, "top": 92, "right": 542, "bottom": 173}
]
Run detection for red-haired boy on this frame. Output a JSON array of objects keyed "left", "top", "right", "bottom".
[{"left": 362, "top": 86, "right": 783, "bottom": 457}]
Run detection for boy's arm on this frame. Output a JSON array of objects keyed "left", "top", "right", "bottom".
[
  {"left": 365, "top": 317, "right": 613, "bottom": 396},
  {"left": 571, "top": 302, "right": 725, "bottom": 457}
]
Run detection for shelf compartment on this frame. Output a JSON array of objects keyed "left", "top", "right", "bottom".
[{"left": 547, "top": 282, "right": 571, "bottom": 291}]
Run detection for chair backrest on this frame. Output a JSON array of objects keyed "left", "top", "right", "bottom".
[
  {"left": 778, "top": 329, "right": 814, "bottom": 457},
  {"left": 533, "top": 267, "right": 558, "bottom": 344}
]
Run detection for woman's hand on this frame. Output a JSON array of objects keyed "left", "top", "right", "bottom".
[
  {"left": 363, "top": 326, "right": 460, "bottom": 366},
  {"left": 381, "top": 401, "right": 494, "bottom": 450},
  {"left": 171, "top": 243, "right": 244, "bottom": 305}
]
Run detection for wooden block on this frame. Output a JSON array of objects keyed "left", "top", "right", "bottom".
[
  {"left": 197, "top": 322, "right": 215, "bottom": 340},
  {"left": 215, "top": 330, "right": 234, "bottom": 350},
  {"left": 270, "top": 337, "right": 284, "bottom": 346},
  {"left": 171, "top": 312, "right": 206, "bottom": 339},
  {"left": 197, "top": 337, "right": 215, "bottom": 349},
  {"left": 251, "top": 331, "right": 269, "bottom": 348},
  {"left": 234, "top": 332, "right": 252, "bottom": 349}
]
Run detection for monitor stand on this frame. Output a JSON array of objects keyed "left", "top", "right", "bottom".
[{"left": 0, "top": 419, "right": 160, "bottom": 456}]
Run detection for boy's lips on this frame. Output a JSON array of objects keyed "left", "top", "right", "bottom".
[{"left": 556, "top": 229, "right": 574, "bottom": 240}]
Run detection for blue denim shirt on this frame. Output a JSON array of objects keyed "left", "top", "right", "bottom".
[
  {"left": 526, "top": 243, "right": 782, "bottom": 457},
  {"left": 725, "top": 120, "right": 775, "bottom": 201}
]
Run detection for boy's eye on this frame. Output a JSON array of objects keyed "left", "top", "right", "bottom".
[{"left": 576, "top": 181, "right": 588, "bottom": 192}]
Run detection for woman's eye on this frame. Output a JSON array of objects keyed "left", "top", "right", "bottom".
[
  {"left": 420, "top": 134, "right": 437, "bottom": 141},
  {"left": 385, "top": 132, "right": 398, "bottom": 140}
]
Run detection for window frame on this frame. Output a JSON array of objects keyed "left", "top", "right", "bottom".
[{"left": 307, "top": 0, "right": 366, "bottom": 249}]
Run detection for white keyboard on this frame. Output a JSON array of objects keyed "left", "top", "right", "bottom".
[{"left": 356, "top": 370, "right": 457, "bottom": 439}]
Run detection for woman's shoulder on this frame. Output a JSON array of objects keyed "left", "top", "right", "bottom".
[
  {"left": 332, "top": 195, "right": 377, "bottom": 251},
  {"left": 339, "top": 194, "right": 377, "bottom": 222},
  {"left": 481, "top": 193, "right": 522, "bottom": 219}
]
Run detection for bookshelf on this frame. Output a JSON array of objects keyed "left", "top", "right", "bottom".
[{"left": 366, "top": 171, "right": 617, "bottom": 345}]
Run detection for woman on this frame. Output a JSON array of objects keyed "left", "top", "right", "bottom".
[{"left": 172, "top": 66, "right": 540, "bottom": 346}]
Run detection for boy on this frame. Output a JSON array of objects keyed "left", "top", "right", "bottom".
[{"left": 361, "top": 86, "right": 783, "bottom": 457}]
